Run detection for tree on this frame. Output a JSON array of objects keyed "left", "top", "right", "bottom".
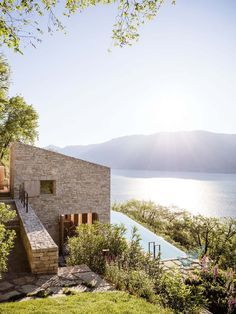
[
  {"left": 114, "top": 200, "right": 236, "bottom": 269},
  {"left": 0, "top": 55, "right": 38, "bottom": 164},
  {"left": 0, "top": 203, "right": 16, "bottom": 277},
  {"left": 0, "top": 0, "right": 176, "bottom": 53}
]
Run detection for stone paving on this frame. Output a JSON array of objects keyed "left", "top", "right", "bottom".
[
  {"left": 161, "top": 257, "right": 202, "bottom": 278},
  {"left": 0, "top": 265, "right": 114, "bottom": 303}
]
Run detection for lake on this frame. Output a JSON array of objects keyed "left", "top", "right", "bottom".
[{"left": 111, "top": 169, "right": 236, "bottom": 217}]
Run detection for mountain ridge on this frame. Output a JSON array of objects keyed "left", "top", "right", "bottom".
[{"left": 45, "top": 131, "right": 236, "bottom": 173}]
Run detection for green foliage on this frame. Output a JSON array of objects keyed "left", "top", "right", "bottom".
[
  {"left": 66, "top": 219, "right": 235, "bottom": 313},
  {"left": 105, "top": 264, "right": 155, "bottom": 302},
  {"left": 28, "top": 288, "right": 52, "bottom": 298},
  {"left": 0, "top": 55, "right": 38, "bottom": 164},
  {"left": 0, "top": 202, "right": 16, "bottom": 276},
  {"left": 0, "top": 292, "right": 173, "bottom": 314},
  {"left": 122, "top": 225, "right": 149, "bottom": 270},
  {"left": 67, "top": 221, "right": 201, "bottom": 312},
  {"left": 0, "top": 56, "right": 9, "bottom": 101},
  {"left": 0, "top": 0, "right": 175, "bottom": 52},
  {"left": 113, "top": 200, "right": 236, "bottom": 269},
  {"left": 63, "top": 287, "right": 76, "bottom": 295},
  {"left": 186, "top": 267, "right": 236, "bottom": 314},
  {"left": 155, "top": 271, "right": 203, "bottom": 313},
  {"left": 67, "top": 222, "right": 128, "bottom": 274}
]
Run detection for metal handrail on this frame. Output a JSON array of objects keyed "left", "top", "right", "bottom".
[
  {"left": 19, "top": 184, "right": 29, "bottom": 213},
  {"left": 148, "top": 241, "right": 161, "bottom": 259}
]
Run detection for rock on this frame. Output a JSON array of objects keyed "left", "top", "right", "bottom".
[
  {"left": 13, "top": 276, "right": 35, "bottom": 286},
  {"left": 0, "top": 290, "right": 22, "bottom": 302},
  {"left": 35, "top": 278, "right": 51, "bottom": 287},
  {"left": 58, "top": 265, "right": 91, "bottom": 278},
  {"left": 92, "top": 285, "right": 115, "bottom": 292},
  {"left": 38, "top": 275, "right": 56, "bottom": 281},
  {"left": 76, "top": 272, "right": 109, "bottom": 288},
  {"left": 19, "top": 284, "right": 38, "bottom": 294},
  {"left": 48, "top": 286, "right": 64, "bottom": 294},
  {"left": 67, "top": 285, "right": 88, "bottom": 293},
  {"left": 0, "top": 281, "right": 14, "bottom": 292},
  {"left": 27, "top": 288, "right": 52, "bottom": 298}
]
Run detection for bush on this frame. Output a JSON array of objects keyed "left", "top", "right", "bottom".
[
  {"left": 67, "top": 220, "right": 235, "bottom": 314},
  {"left": 0, "top": 203, "right": 16, "bottom": 277},
  {"left": 67, "top": 222, "right": 128, "bottom": 274},
  {"left": 105, "top": 263, "right": 155, "bottom": 302},
  {"left": 155, "top": 271, "right": 202, "bottom": 314},
  {"left": 186, "top": 267, "right": 236, "bottom": 314}
]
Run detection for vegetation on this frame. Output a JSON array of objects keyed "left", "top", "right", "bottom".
[
  {"left": 0, "top": 55, "right": 38, "bottom": 165},
  {"left": 113, "top": 200, "right": 236, "bottom": 270},
  {"left": 67, "top": 220, "right": 236, "bottom": 313},
  {"left": 0, "top": 0, "right": 176, "bottom": 52},
  {"left": 67, "top": 223, "right": 128, "bottom": 274},
  {"left": 186, "top": 266, "right": 236, "bottom": 314},
  {"left": 67, "top": 223, "right": 181, "bottom": 312},
  {"left": 0, "top": 203, "right": 16, "bottom": 277},
  {"left": 0, "top": 292, "right": 172, "bottom": 314}
]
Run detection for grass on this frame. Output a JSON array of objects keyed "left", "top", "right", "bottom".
[{"left": 0, "top": 292, "right": 172, "bottom": 314}]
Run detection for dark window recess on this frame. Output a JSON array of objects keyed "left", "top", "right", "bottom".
[
  {"left": 82, "top": 213, "right": 88, "bottom": 224},
  {"left": 65, "top": 214, "right": 71, "bottom": 221},
  {"left": 92, "top": 213, "right": 98, "bottom": 223},
  {"left": 40, "top": 180, "right": 55, "bottom": 194}
]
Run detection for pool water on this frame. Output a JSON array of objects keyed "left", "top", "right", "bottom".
[{"left": 111, "top": 211, "right": 187, "bottom": 260}]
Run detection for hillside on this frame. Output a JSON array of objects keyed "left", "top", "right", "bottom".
[{"left": 47, "top": 131, "right": 236, "bottom": 173}]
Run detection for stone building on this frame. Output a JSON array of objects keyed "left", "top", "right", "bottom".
[{"left": 10, "top": 142, "right": 110, "bottom": 250}]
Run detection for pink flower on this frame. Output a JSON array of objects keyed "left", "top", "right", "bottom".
[
  {"left": 201, "top": 255, "right": 207, "bottom": 269},
  {"left": 213, "top": 265, "right": 218, "bottom": 280}
]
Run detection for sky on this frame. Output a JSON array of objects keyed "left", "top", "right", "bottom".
[{"left": 2, "top": 0, "right": 236, "bottom": 147}]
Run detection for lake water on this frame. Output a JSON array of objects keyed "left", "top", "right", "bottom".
[{"left": 111, "top": 170, "right": 236, "bottom": 217}]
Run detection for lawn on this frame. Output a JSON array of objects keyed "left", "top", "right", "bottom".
[{"left": 0, "top": 292, "right": 172, "bottom": 314}]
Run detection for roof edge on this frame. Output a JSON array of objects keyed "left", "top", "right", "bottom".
[{"left": 10, "top": 142, "right": 110, "bottom": 171}]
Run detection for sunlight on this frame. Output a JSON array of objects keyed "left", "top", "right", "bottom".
[
  {"left": 148, "top": 90, "right": 193, "bottom": 133},
  {"left": 111, "top": 173, "right": 231, "bottom": 217}
]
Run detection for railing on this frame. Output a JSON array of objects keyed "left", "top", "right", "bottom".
[
  {"left": 19, "top": 184, "right": 29, "bottom": 213},
  {"left": 148, "top": 241, "right": 161, "bottom": 259}
]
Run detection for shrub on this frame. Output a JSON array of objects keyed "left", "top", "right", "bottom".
[
  {"left": 0, "top": 203, "right": 16, "bottom": 277},
  {"left": 105, "top": 263, "right": 155, "bottom": 302},
  {"left": 67, "top": 222, "right": 128, "bottom": 274},
  {"left": 186, "top": 267, "right": 236, "bottom": 314},
  {"left": 67, "top": 219, "right": 234, "bottom": 314},
  {"left": 155, "top": 271, "right": 203, "bottom": 314}
]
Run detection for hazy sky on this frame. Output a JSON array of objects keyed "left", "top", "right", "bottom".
[{"left": 2, "top": 0, "right": 236, "bottom": 147}]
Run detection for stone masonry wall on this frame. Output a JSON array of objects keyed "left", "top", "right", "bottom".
[
  {"left": 15, "top": 200, "right": 58, "bottom": 274},
  {"left": 10, "top": 142, "right": 110, "bottom": 245}
]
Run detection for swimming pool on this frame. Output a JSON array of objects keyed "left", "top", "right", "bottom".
[{"left": 111, "top": 211, "right": 187, "bottom": 260}]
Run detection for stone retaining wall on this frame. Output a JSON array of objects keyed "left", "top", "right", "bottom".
[{"left": 15, "top": 200, "right": 58, "bottom": 274}]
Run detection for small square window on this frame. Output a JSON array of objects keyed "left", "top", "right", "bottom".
[{"left": 40, "top": 180, "right": 55, "bottom": 194}]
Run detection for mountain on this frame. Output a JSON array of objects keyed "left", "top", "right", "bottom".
[{"left": 46, "top": 131, "right": 236, "bottom": 173}]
